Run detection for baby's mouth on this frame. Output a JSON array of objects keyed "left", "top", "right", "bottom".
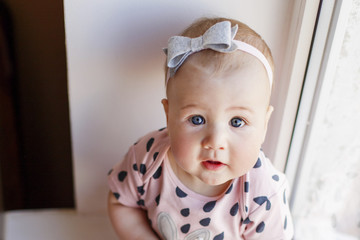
[{"left": 202, "top": 160, "right": 226, "bottom": 171}]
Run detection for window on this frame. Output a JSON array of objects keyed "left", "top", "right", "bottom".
[{"left": 287, "top": 0, "right": 360, "bottom": 239}]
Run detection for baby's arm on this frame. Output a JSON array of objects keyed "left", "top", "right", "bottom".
[{"left": 107, "top": 191, "right": 159, "bottom": 240}]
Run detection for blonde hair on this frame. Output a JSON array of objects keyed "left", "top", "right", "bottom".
[{"left": 164, "top": 17, "right": 274, "bottom": 85}]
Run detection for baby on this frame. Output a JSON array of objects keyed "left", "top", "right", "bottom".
[{"left": 108, "top": 17, "right": 294, "bottom": 240}]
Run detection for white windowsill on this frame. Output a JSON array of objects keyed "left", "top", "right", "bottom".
[{"left": 3, "top": 209, "right": 117, "bottom": 240}]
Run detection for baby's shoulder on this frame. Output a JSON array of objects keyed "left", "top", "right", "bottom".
[
  {"left": 246, "top": 151, "right": 288, "bottom": 198},
  {"left": 128, "top": 128, "right": 170, "bottom": 181}
]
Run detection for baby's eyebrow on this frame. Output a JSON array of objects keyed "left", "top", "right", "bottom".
[
  {"left": 226, "top": 106, "right": 253, "bottom": 114},
  {"left": 180, "top": 104, "right": 199, "bottom": 110}
]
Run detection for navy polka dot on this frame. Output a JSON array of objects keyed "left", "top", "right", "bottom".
[
  {"left": 230, "top": 202, "right": 239, "bottom": 216},
  {"left": 181, "top": 224, "right": 190, "bottom": 234},
  {"left": 153, "top": 152, "right": 159, "bottom": 161},
  {"left": 284, "top": 215, "right": 287, "bottom": 230},
  {"left": 180, "top": 208, "right": 190, "bottom": 217},
  {"left": 137, "top": 199, "right": 145, "bottom": 206},
  {"left": 107, "top": 169, "right": 113, "bottom": 176},
  {"left": 283, "top": 189, "right": 287, "bottom": 204},
  {"left": 253, "top": 158, "right": 262, "bottom": 168},
  {"left": 244, "top": 181, "right": 249, "bottom": 192},
  {"left": 243, "top": 217, "right": 251, "bottom": 224},
  {"left": 225, "top": 183, "right": 233, "bottom": 194},
  {"left": 245, "top": 206, "right": 248, "bottom": 212},
  {"left": 203, "top": 201, "right": 216, "bottom": 212},
  {"left": 254, "top": 196, "right": 271, "bottom": 211},
  {"left": 118, "top": 171, "right": 127, "bottom": 182},
  {"left": 153, "top": 166, "right": 162, "bottom": 179},
  {"left": 146, "top": 138, "right": 154, "bottom": 152},
  {"left": 139, "top": 164, "right": 147, "bottom": 175},
  {"left": 137, "top": 185, "right": 145, "bottom": 195},
  {"left": 256, "top": 221, "right": 265, "bottom": 233},
  {"left": 200, "top": 218, "right": 211, "bottom": 226},
  {"left": 213, "top": 232, "right": 224, "bottom": 240},
  {"left": 113, "top": 192, "right": 120, "bottom": 199},
  {"left": 272, "top": 175, "right": 279, "bottom": 181},
  {"left": 155, "top": 194, "right": 160, "bottom": 206},
  {"left": 133, "top": 164, "right": 138, "bottom": 171},
  {"left": 176, "top": 187, "right": 187, "bottom": 198},
  {"left": 158, "top": 127, "right": 166, "bottom": 131}
]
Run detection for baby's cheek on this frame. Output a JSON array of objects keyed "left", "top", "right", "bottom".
[
  {"left": 170, "top": 135, "right": 198, "bottom": 165},
  {"left": 231, "top": 145, "right": 259, "bottom": 172},
  {"left": 171, "top": 137, "right": 192, "bottom": 159}
]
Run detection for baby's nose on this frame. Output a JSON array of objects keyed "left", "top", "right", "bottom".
[{"left": 202, "top": 126, "right": 226, "bottom": 150}]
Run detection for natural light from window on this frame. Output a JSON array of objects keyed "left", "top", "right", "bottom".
[{"left": 291, "top": 0, "right": 360, "bottom": 239}]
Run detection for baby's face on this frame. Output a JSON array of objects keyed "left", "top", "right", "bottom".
[{"left": 162, "top": 53, "right": 273, "bottom": 195}]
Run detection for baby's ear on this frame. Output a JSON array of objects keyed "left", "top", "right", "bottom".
[{"left": 161, "top": 98, "right": 169, "bottom": 123}]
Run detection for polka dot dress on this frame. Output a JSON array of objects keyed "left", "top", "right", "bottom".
[{"left": 108, "top": 129, "right": 294, "bottom": 239}]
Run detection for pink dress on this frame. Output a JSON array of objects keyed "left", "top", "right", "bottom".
[{"left": 108, "top": 128, "right": 294, "bottom": 240}]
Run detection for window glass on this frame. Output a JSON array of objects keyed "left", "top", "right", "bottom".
[{"left": 292, "top": 0, "right": 360, "bottom": 239}]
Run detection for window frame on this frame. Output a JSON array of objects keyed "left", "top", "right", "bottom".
[
  {"left": 285, "top": 0, "right": 353, "bottom": 208},
  {"left": 268, "top": 0, "right": 321, "bottom": 171}
]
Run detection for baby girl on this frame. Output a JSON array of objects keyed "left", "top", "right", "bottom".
[{"left": 108, "top": 17, "right": 294, "bottom": 240}]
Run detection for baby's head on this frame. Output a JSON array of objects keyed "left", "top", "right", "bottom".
[
  {"left": 162, "top": 17, "right": 275, "bottom": 195},
  {"left": 164, "top": 17, "right": 274, "bottom": 92}
]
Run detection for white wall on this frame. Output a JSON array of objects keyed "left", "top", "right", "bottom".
[{"left": 64, "top": 0, "right": 295, "bottom": 213}]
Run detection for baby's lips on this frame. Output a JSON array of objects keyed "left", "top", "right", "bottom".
[{"left": 202, "top": 160, "right": 226, "bottom": 171}]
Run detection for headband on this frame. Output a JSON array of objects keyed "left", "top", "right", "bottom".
[{"left": 163, "top": 21, "right": 273, "bottom": 88}]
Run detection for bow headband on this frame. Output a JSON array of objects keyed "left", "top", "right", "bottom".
[{"left": 163, "top": 21, "right": 273, "bottom": 88}]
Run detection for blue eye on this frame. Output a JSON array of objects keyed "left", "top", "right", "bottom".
[
  {"left": 230, "top": 117, "right": 245, "bottom": 128},
  {"left": 190, "top": 115, "right": 205, "bottom": 125}
]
